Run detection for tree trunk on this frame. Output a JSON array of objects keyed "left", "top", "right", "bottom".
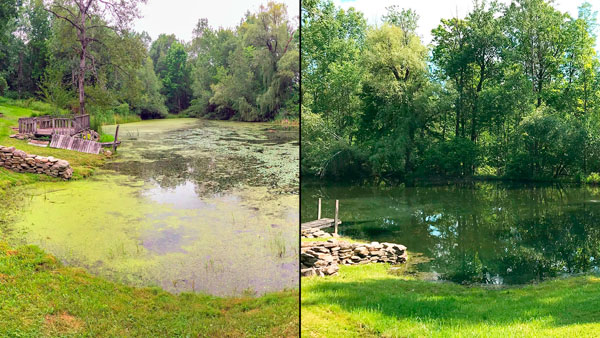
[
  {"left": 17, "top": 50, "right": 23, "bottom": 98},
  {"left": 472, "top": 63, "right": 485, "bottom": 142},
  {"left": 78, "top": 6, "right": 86, "bottom": 115},
  {"left": 536, "top": 76, "right": 543, "bottom": 108},
  {"left": 79, "top": 48, "right": 86, "bottom": 115}
]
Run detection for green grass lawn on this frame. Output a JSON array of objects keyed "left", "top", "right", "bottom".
[
  {"left": 0, "top": 100, "right": 299, "bottom": 336},
  {"left": 301, "top": 263, "right": 600, "bottom": 337},
  {"left": 0, "top": 101, "right": 106, "bottom": 185},
  {"left": 0, "top": 242, "right": 298, "bottom": 336}
]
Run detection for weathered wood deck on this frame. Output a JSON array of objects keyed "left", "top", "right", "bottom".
[
  {"left": 302, "top": 198, "right": 342, "bottom": 233},
  {"left": 18, "top": 114, "right": 90, "bottom": 136},
  {"left": 301, "top": 218, "right": 342, "bottom": 230},
  {"left": 99, "top": 140, "right": 121, "bottom": 148}
]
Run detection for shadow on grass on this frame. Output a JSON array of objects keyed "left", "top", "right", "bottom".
[{"left": 303, "top": 268, "right": 600, "bottom": 328}]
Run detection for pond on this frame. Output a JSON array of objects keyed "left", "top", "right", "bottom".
[
  {"left": 12, "top": 119, "right": 299, "bottom": 296},
  {"left": 301, "top": 181, "right": 600, "bottom": 285}
]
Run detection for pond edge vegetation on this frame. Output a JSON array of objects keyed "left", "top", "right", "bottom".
[{"left": 0, "top": 100, "right": 299, "bottom": 334}]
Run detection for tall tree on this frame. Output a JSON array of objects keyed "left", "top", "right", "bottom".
[
  {"left": 504, "top": 0, "right": 568, "bottom": 107},
  {"left": 44, "top": 0, "right": 147, "bottom": 114},
  {"left": 148, "top": 33, "right": 176, "bottom": 79},
  {"left": 432, "top": 17, "right": 471, "bottom": 137},
  {"left": 0, "top": 0, "right": 19, "bottom": 38},
  {"left": 188, "top": 20, "right": 237, "bottom": 116},
  {"left": 360, "top": 22, "right": 429, "bottom": 177},
  {"left": 162, "top": 42, "right": 191, "bottom": 113}
]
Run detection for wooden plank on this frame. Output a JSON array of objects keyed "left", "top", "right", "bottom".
[
  {"left": 334, "top": 200, "right": 339, "bottom": 235},
  {"left": 49, "top": 134, "right": 102, "bottom": 154},
  {"left": 28, "top": 140, "right": 49, "bottom": 147},
  {"left": 99, "top": 141, "right": 121, "bottom": 147},
  {"left": 113, "top": 124, "right": 120, "bottom": 152},
  {"left": 317, "top": 198, "right": 321, "bottom": 220},
  {"left": 301, "top": 218, "right": 342, "bottom": 230}
]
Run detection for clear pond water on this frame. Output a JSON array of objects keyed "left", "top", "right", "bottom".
[
  {"left": 13, "top": 119, "right": 299, "bottom": 296},
  {"left": 301, "top": 181, "right": 600, "bottom": 285}
]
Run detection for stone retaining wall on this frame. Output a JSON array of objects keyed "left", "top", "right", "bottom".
[
  {"left": 0, "top": 145, "right": 73, "bottom": 179},
  {"left": 302, "top": 227, "right": 336, "bottom": 238},
  {"left": 301, "top": 239, "right": 407, "bottom": 277}
]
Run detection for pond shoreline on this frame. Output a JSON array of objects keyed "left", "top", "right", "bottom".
[
  {"left": 302, "top": 180, "right": 600, "bottom": 286},
  {"left": 302, "top": 174, "right": 595, "bottom": 188},
  {"left": 0, "top": 112, "right": 299, "bottom": 334},
  {"left": 6, "top": 118, "right": 299, "bottom": 297}
]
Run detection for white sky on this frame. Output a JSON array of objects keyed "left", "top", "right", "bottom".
[
  {"left": 335, "top": 0, "right": 600, "bottom": 46},
  {"left": 133, "top": 0, "right": 300, "bottom": 43}
]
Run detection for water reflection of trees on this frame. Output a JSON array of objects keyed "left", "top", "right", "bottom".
[
  {"left": 108, "top": 152, "right": 273, "bottom": 196},
  {"left": 301, "top": 182, "right": 600, "bottom": 284}
]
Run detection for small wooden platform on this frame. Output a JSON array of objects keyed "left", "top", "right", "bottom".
[
  {"left": 99, "top": 140, "right": 121, "bottom": 148},
  {"left": 301, "top": 218, "right": 342, "bottom": 231},
  {"left": 36, "top": 128, "right": 75, "bottom": 136},
  {"left": 18, "top": 114, "right": 90, "bottom": 136},
  {"left": 27, "top": 139, "right": 49, "bottom": 147}
]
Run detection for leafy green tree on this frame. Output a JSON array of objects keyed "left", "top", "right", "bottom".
[
  {"left": 197, "top": 2, "right": 298, "bottom": 121},
  {"left": 44, "top": 0, "right": 147, "bottom": 114},
  {"left": 506, "top": 108, "right": 586, "bottom": 178},
  {"left": 504, "top": 0, "right": 568, "bottom": 108},
  {"left": 135, "top": 57, "right": 168, "bottom": 118},
  {"left": 301, "top": 0, "right": 366, "bottom": 175},
  {"left": 149, "top": 33, "right": 176, "bottom": 79},
  {"left": 188, "top": 21, "right": 237, "bottom": 117},
  {"left": 26, "top": 0, "right": 51, "bottom": 92},
  {"left": 359, "top": 22, "right": 432, "bottom": 179},
  {"left": 161, "top": 42, "right": 192, "bottom": 113},
  {"left": 0, "top": 0, "right": 19, "bottom": 39}
]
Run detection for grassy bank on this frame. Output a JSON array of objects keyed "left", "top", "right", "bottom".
[
  {"left": 0, "top": 101, "right": 299, "bottom": 336},
  {"left": 0, "top": 100, "right": 106, "bottom": 186},
  {"left": 0, "top": 242, "right": 298, "bottom": 336},
  {"left": 302, "top": 263, "right": 600, "bottom": 337}
]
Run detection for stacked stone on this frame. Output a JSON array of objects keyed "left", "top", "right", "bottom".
[
  {"left": 301, "top": 239, "right": 407, "bottom": 277},
  {"left": 0, "top": 145, "right": 73, "bottom": 179},
  {"left": 301, "top": 227, "right": 337, "bottom": 238}
]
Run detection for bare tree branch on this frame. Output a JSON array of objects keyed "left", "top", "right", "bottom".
[{"left": 45, "top": 8, "right": 81, "bottom": 30}]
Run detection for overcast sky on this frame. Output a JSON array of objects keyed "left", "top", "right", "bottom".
[
  {"left": 335, "top": 0, "right": 600, "bottom": 46},
  {"left": 133, "top": 0, "right": 300, "bottom": 43}
]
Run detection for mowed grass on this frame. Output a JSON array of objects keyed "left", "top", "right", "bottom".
[
  {"left": 0, "top": 102, "right": 105, "bottom": 186},
  {"left": 0, "top": 242, "right": 298, "bottom": 337},
  {"left": 301, "top": 264, "right": 600, "bottom": 337},
  {"left": 0, "top": 101, "right": 299, "bottom": 336}
]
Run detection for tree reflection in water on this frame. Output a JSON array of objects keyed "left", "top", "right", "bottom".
[{"left": 301, "top": 181, "right": 600, "bottom": 284}]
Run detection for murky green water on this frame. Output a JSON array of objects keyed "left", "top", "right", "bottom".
[
  {"left": 302, "top": 181, "right": 600, "bottom": 285},
  {"left": 14, "top": 119, "right": 298, "bottom": 296}
]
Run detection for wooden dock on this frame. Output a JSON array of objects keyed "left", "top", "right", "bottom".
[
  {"left": 18, "top": 114, "right": 90, "bottom": 136},
  {"left": 301, "top": 218, "right": 341, "bottom": 230},
  {"left": 301, "top": 199, "right": 342, "bottom": 234}
]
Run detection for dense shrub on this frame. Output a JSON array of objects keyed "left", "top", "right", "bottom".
[
  {"left": 586, "top": 172, "right": 600, "bottom": 185},
  {"left": 0, "top": 76, "right": 7, "bottom": 96},
  {"left": 421, "top": 138, "right": 480, "bottom": 177},
  {"left": 505, "top": 110, "right": 586, "bottom": 179}
]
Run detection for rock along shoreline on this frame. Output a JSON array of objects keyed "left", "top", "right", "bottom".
[
  {"left": 301, "top": 239, "right": 408, "bottom": 277},
  {"left": 0, "top": 145, "right": 72, "bottom": 179}
]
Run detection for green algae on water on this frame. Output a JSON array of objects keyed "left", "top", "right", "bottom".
[{"left": 14, "top": 119, "right": 299, "bottom": 296}]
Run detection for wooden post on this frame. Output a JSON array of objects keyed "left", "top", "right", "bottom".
[
  {"left": 334, "top": 199, "right": 339, "bottom": 235},
  {"left": 113, "top": 124, "right": 120, "bottom": 152},
  {"left": 317, "top": 198, "right": 322, "bottom": 220}
]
